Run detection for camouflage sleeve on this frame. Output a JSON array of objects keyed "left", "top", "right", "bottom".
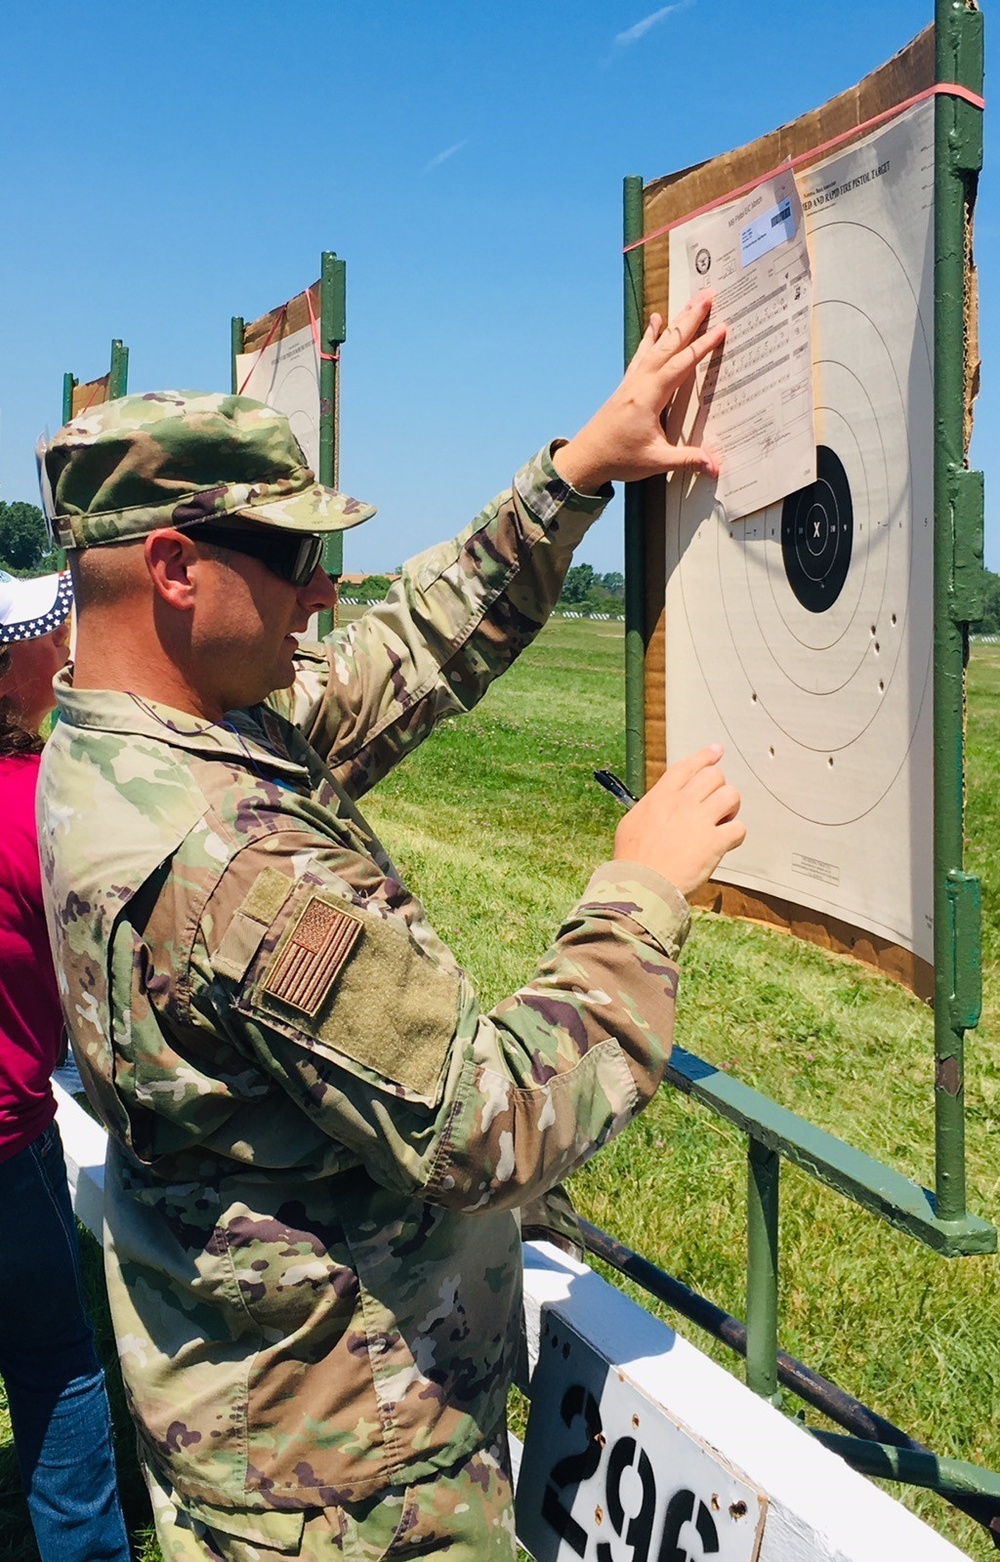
[
  {"left": 268, "top": 445, "right": 611, "bottom": 797},
  {"left": 192, "top": 842, "right": 689, "bottom": 1212}
]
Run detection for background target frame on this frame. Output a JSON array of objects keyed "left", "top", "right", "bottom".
[
  {"left": 622, "top": 16, "right": 991, "bottom": 1261},
  {"left": 61, "top": 336, "right": 129, "bottom": 423},
  {"left": 231, "top": 251, "right": 347, "bottom": 636}
]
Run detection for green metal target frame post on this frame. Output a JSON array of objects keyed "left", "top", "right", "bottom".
[
  {"left": 621, "top": 0, "right": 991, "bottom": 1427},
  {"left": 319, "top": 251, "right": 347, "bottom": 610},
  {"left": 623, "top": 177, "right": 646, "bottom": 800},
  {"left": 932, "top": 0, "right": 985, "bottom": 1227},
  {"left": 58, "top": 340, "right": 129, "bottom": 568},
  {"left": 231, "top": 253, "right": 347, "bottom": 640},
  {"left": 61, "top": 338, "right": 129, "bottom": 423}
]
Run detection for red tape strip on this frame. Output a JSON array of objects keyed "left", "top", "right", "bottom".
[
  {"left": 623, "top": 81, "right": 985, "bottom": 254},
  {"left": 237, "top": 303, "right": 289, "bottom": 395},
  {"left": 78, "top": 377, "right": 109, "bottom": 416}
]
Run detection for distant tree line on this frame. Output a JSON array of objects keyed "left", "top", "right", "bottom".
[
  {"left": 974, "top": 566, "right": 1000, "bottom": 633},
  {"left": 557, "top": 564, "right": 625, "bottom": 617},
  {"left": 342, "top": 574, "right": 393, "bottom": 603},
  {"left": 556, "top": 562, "right": 1000, "bottom": 631}
]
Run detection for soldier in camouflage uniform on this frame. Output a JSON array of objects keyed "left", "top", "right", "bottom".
[{"left": 37, "top": 292, "right": 744, "bottom": 1559}]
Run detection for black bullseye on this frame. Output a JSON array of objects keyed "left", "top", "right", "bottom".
[{"left": 781, "top": 444, "right": 854, "bottom": 613}]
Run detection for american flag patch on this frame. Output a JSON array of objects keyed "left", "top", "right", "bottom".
[{"left": 261, "top": 895, "right": 364, "bottom": 1016}]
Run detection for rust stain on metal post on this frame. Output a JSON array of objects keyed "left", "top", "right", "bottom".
[{"left": 936, "top": 1055, "right": 963, "bottom": 1096}]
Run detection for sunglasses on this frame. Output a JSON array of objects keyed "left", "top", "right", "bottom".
[{"left": 178, "top": 523, "right": 326, "bottom": 587}]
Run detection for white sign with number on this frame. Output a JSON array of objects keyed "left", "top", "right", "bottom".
[{"left": 516, "top": 1313, "right": 767, "bottom": 1562}]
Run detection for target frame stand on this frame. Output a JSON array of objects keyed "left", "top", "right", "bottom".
[
  {"left": 56, "top": 340, "right": 129, "bottom": 567},
  {"left": 231, "top": 252, "right": 347, "bottom": 638},
  {"left": 61, "top": 337, "right": 129, "bottom": 422},
  {"left": 602, "top": 0, "right": 998, "bottom": 1536}
]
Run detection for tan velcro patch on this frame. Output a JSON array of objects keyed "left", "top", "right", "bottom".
[
  {"left": 213, "top": 866, "right": 292, "bottom": 983},
  {"left": 261, "top": 894, "right": 364, "bottom": 1016},
  {"left": 249, "top": 889, "right": 460, "bottom": 1102}
]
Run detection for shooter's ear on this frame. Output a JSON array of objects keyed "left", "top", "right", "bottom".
[{"left": 145, "top": 529, "right": 200, "bottom": 613}]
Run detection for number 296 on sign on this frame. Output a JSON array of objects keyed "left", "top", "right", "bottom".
[{"left": 515, "top": 1317, "right": 767, "bottom": 1562}]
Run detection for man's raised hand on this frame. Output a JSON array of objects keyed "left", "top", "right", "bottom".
[
  {"left": 552, "top": 292, "right": 725, "bottom": 495},
  {"left": 613, "top": 744, "right": 746, "bottom": 898}
]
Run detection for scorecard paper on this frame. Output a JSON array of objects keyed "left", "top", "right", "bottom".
[{"left": 669, "top": 168, "right": 815, "bottom": 521}]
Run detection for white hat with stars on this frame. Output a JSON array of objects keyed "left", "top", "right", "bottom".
[{"left": 0, "top": 570, "right": 73, "bottom": 645}]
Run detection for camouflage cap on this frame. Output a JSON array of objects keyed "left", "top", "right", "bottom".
[{"left": 38, "top": 390, "right": 376, "bottom": 550}]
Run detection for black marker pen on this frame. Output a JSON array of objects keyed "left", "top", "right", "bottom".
[{"left": 593, "top": 769, "right": 638, "bottom": 812}]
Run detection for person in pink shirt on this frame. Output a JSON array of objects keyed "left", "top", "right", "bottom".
[{"left": 0, "top": 568, "right": 129, "bottom": 1562}]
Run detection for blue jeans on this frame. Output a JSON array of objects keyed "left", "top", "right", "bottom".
[{"left": 0, "top": 1120, "right": 130, "bottom": 1562}]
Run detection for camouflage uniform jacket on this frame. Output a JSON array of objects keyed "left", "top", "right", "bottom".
[{"left": 39, "top": 446, "right": 690, "bottom": 1532}]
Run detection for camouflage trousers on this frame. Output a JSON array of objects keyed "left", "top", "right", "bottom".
[{"left": 143, "top": 1432, "right": 517, "bottom": 1561}]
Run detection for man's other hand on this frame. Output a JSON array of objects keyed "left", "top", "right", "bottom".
[
  {"left": 613, "top": 745, "right": 745, "bottom": 898},
  {"left": 553, "top": 291, "right": 725, "bottom": 495}
]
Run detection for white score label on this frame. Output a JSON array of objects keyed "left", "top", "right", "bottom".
[
  {"left": 740, "top": 196, "right": 797, "bottom": 266},
  {"left": 516, "top": 1315, "right": 767, "bottom": 1562}
]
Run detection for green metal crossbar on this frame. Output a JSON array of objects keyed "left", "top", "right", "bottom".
[
  {"left": 581, "top": 1220, "right": 1000, "bottom": 1539},
  {"left": 810, "top": 1431, "right": 1000, "bottom": 1507},
  {"left": 669, "top": 1047, "right": 995, "bottom": 1256},
  {"left": 620, "top": 0, "right": 992, "bottom": 1437}
]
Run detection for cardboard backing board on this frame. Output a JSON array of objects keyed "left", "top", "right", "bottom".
[
  {"left": 236, "top": 282, "right": 323, "bottom": 475},
  {"left": 70, "top": 374, "right": 111, "bottom": 417},
  {"left": 240, "top": 282, "right": 321, "bottom": 353},
  {"left": 640, "top": 28, "right": 950, "bottom": 1000}
]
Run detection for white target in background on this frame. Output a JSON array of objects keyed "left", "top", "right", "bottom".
[
  {"left": 235, "top": 323, "right": 321, "bottom": 476},
  {"left": 665, "top": 101, "right": 935, "bottom": 958}
]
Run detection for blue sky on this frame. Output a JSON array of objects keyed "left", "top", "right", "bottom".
[{"left": 0, "top": 1, "right": 994, "bottom": 573}]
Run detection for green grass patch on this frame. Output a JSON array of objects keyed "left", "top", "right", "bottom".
[{"left": 4, "top": 618, "right": 999, "bottom": 1559}]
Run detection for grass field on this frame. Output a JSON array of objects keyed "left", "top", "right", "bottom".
[{"left": 3, "top": 617, "right": 999, "bottom": 1559}]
